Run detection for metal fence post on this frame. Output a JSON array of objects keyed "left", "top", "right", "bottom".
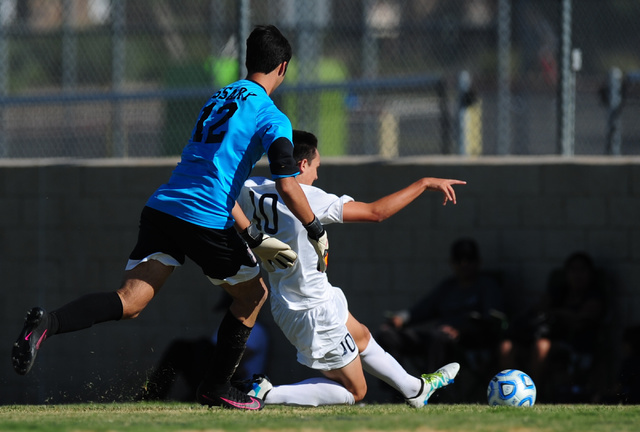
[
  {"left": 296, "top": 0, "right": 321, "bottom": 133},
  {"left": 569, "top": 47, "right": 581, "bottom": 153},
  {"left": 0, "top": 0, "right": 7, "bottom": 157},
  {"left": 557, "top": 0, "right": 574, "bottom": 156},
  {"left": 606, "top": 67, "right": 623, "bottom": 155},
  {"left": 437, "top": 79, "right": 452, "bottom": 154},
  {"left": 112, "top": 0, "right": 126, "bottom": 157},
  {"left": 497, "top": 0, "right": 511, "bottom": 155},
  {"left": 236, "top": 0, "right": 250, "bottom": 81},
  {"left": 362, "top": 0, "right": 379, "bottom": 79},
  {"left": 457, "top": 70, "right": 471, "bottom": 155},
  {"left": 62, "top": 0, "right": 76, "bottom": 91},
  {"left": 362, "top": 0, "right": 378, "bottom": 154},
  {"left": 62, "top": 0, "right": 77, "bottom": 156}
]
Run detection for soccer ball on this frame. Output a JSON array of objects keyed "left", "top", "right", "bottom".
[{"left": 487, "top": 369, "right": 536, "bottom": 407}]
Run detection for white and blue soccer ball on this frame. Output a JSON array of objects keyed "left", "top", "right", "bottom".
[{"left": 487, "top": 369, "right": 536, "bottom": 407}]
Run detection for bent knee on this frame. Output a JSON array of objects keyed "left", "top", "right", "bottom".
[
  {"left": 236, "top": 286, "right": 267, "bottom": 311},
  {"left": 121, "top": 306, "right": 144, "bottom": 320},
  {"left": 351, "top": 384, "right": 367, "bottom": 402},
  {"left": 242, "top": 280, "right": 269, "bottom": 304},
  {"left": 224, "top": 278, "right": 268, "bottom": 317},
  {"left": 253, "top": 283, "right": 269, "bottom": 305},
  {"left": 117, "top": 294, "right": 148, "bottom": 320}
]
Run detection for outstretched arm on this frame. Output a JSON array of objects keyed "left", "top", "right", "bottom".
[{"left": 342, "top": 177, "right": 466, "bottom": 223}]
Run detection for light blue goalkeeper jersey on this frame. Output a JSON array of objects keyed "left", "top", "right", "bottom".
[{"left": 146, "top": 80, "right": 296, "bottom": 229}]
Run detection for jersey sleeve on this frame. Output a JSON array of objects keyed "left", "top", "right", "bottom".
[
  {"left": 256, "top": 104, "right": 298, "bottom": 179},
  {"left": 302, "top": 185, "right": 354, "bottom": 225},
  {"left": 267, "top": 137, "right": 299, "bottom": 178}
]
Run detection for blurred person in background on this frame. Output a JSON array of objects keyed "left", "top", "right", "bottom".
[
  {"left": 499, "top": 252, "right": 607, "bottom": 402},
  {"left": 377, "top": 238, "right": 507, "bottom": 401},
  {"left": 138, "top": 293, "right": 269, "bottom": 402}
]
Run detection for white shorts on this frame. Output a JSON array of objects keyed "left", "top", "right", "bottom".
[
  {"left": 270, "top": 286, "right": 358, "bottom": 371},
  {"left": 126, "top": 253, "right": 260, "bottom": 286}
]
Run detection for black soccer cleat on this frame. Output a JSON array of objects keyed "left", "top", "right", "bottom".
[
  {"left": 196, "top": 381, "right": 264, "bottom": 410},
  {"left": 12, "top": 307, "right": 50, "bottom": 375}
]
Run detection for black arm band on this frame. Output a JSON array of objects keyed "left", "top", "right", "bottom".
[
  {"left": 268, "top": 137, "right": 299, "bottom": 177},
  {"left": 240, "top": 223, "right": 263, "bottom": 248},
  {"left": 304, "top": 216, "right": 325, "bottom": 241}
]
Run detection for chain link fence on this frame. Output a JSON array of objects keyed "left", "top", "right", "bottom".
[{"left": 0, "top": 0, "right": 639, "bottom": 158}]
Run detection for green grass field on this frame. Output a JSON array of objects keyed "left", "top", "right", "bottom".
[{"left": 1, "top": 403, "right": 638, "bottom": 432}]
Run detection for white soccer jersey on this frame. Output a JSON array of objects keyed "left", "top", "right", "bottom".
[
  {"left": 239, "top": 177, "right": 356, "bottom": 368},
  {"left": 238, "top": 177, "right": 354, "bottom": 311}
]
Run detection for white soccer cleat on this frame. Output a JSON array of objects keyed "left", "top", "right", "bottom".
[
  {"left": 247, "top": 374, "right": 273, "bottom": 401},
  {"left": 405, "top": 362, "right": 460, "bottom": 408}
]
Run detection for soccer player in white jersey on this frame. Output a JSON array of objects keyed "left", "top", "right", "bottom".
[{"left": 236, "top": 130, "right": 466, "bottom": 407}]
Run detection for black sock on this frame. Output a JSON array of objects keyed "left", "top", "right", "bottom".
[
  {"left": 204, "top": 310, "right": 252, "bottom": 387},
  {"left": 49, "top": 292, "right": 123, "bottom": 335}
]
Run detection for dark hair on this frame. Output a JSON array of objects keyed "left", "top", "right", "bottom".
[
  {"left": 245, "top": 25, "right": 292, "bottom": 74},
  {"left": 563, "top": 251, "right": 595, "bottom": 273},
  {"left": 292, "top": 130, "right": 318, "bottom": 164},
  {"left": 549, "top": 251, "right": 601, "bottom": 305},
  {"left": 450, "top": 237, "right": 480, "bottom": 262}
]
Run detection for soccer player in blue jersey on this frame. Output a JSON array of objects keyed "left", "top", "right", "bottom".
[{"left": 11, "top": 25, "right": 328, "bottom": 411}]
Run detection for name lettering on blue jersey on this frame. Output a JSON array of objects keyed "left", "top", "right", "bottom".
[
  {"left": 147, "top": 80, "right": 288, "bottom": 230},
  {"left": 213, "top": 86, "right": 257, "bottom": 101}
]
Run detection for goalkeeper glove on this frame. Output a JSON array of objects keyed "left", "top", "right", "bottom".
[
  {"left": 304, "top": 216, "right": 329, "bottom": 272},
  {"left": 240, "top": 223, "right": 297, "bottom": 272}
]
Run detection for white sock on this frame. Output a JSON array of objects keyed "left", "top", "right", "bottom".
[
  {"left": 359, "top": 336, "right": 422, "bottom": 398},
  {"left": 265, "top": 377, "right": 355, "bottom": 406}
]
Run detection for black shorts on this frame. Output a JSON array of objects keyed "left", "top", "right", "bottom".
[{"left": 129, "top": 206, "right": 257, "bottom": 280}]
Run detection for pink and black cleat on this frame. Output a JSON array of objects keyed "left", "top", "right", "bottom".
[
  {"left": 197, "top": 382, "right": 264, "bottom": 410},
  {"left": 12, "top": 307, "right": 50, "bottom": 375}
]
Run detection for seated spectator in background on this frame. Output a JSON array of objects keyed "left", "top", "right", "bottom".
[
  {"left": 499, "top": 251, "right": 607, "bottom": 402},
  {"left": 377, "top": 237, "right": 506, "bottom": 398},
  {"left": 606, "top": 324, "right": 640, "bottom": 404},
  {"left": 139, "top": 294, "right": 269, "bottom": 402}
]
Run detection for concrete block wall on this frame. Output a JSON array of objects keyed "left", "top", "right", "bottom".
[{"left": 1, "top": 156, "right": 639, "bottom": 404}]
